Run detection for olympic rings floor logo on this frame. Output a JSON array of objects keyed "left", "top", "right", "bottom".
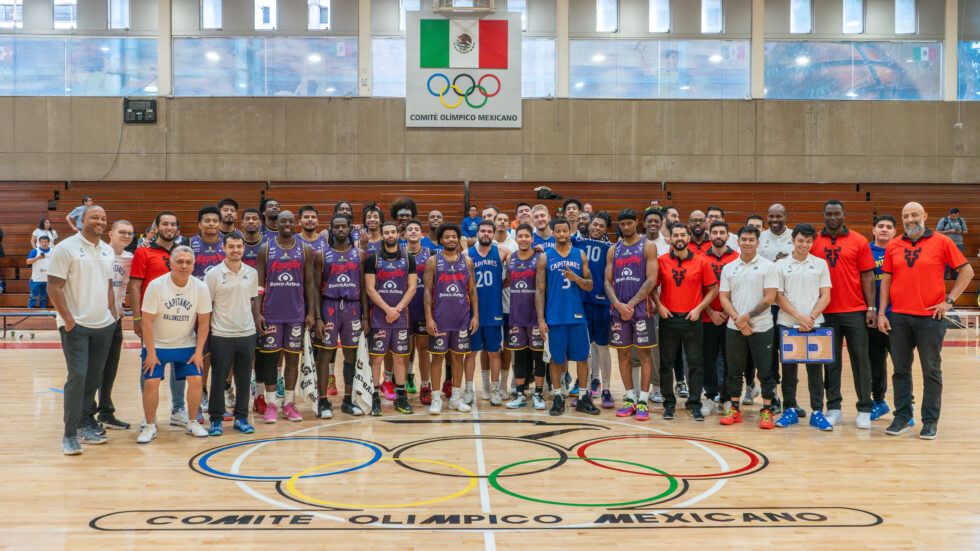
[{"left": 427, "top": 73, "right": 501, "bottom": 109}]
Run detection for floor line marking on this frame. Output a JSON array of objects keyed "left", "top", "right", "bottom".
[{"left": 471, "top": 404, "right": 496, "bottom": 551}]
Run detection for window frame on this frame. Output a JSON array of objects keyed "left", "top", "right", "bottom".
[{"left": 701, "top": 0, "right": 723, "bottom": 35}]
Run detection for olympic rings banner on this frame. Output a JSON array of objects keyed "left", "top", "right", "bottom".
[{"left": 406, "top": 11, "right": 522, "bottom": 128}]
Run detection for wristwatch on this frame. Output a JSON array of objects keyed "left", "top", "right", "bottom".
[{"left": 945, "top": 297, "right": 955, "bottom": 306}]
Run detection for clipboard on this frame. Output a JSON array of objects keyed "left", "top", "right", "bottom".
[{"left": 780, "top": 327, "right": 834, "bottom": 364}]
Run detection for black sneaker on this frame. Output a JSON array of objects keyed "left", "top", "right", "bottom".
[
  {"left": 317, "top": 397, "right": 333, "bottom": 419},
  {"left": 87, "top": 418, "right": 107, "bottom": 436},
  {"left": 770, "top": 396, "right": 783, "bottom": 415},
  {"left": 97, "top": 413, "right": 130, "bottom": 430},
  {"left": 575, "top": 394, "right": 600, "bottom": 415},
  {"left": 662, "top": 405, "right": 675, "bottom": 420},
  {"left": 370, "top": 395, "right": 383, "bottom": 417},
  {"left": 919, "top": 421, "right": 938, "bottom": 440},
  {"left": 340, "top": 399, "right": 361, "bottom": 416},
  {"left": 549, "top": 395, "right": 565, "bottom": 416},
  {"left": 691, "top": 407, "right": 704, "bottom": 421},
  {"left": 885, "top": 416, "right": 912, "bottom": 436},
  {"left": 794, "top": 406, "right": 807, "bottom": 419},
  {"left": 395, "top": 396, "right": 415, "bottom": 414}
]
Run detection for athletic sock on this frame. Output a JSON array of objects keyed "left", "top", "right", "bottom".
[
  {"left": 265, "top": 391, "right": 277, "bottom": 405},
  {"left": 639, "top": 391, "right": 649, "bottom": 402},
  {"left": 384, "top": 371, "right": 393, "bottom": 383},
  {"left": 396, "top": 384, "right": 406, "bottom": 398},
  {"left": 535, "top": 385, "right": 544, "bottom": 395},
  {"left": 517, "top": 383, "right": 526, "bottom": 394},
  {"left": 284, "top": 390, "right": 294, "bottom": 404},
  {"left": 625, "top": 389, "right": 637, "bottom": 401},
  {"left": 481, "top": 369, "right": 490, "bottom": 389},
  {"left": 452, "top": 386, "right": 462, "bottom": 400}
]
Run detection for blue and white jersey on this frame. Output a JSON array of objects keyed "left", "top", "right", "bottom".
[
  {"left": 469, "top": 244, "right": 505, "bottom": 327},
  {"left": 573, "top": 236, "right": 611, "bottom": 305},
  {"left": 544, "top": 246, "right": 586, "bottom": 326}
]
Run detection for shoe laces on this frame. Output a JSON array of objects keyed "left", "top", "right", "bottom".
[
  {"left": 762, "top": 410, "right": 772, "bottom": 422},
  {"left": 636, "top": 403, "right": 648, "bottom": 413}
]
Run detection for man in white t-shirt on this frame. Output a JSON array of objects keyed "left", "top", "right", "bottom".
[
  {"left": 137, "top": 245, "right": 212, "bottom": 443},
  {"left": 759, "top": 204, "right": 793, "bottom": 262},
  {"left": 26, "top": 235, "right": 52, "bottom": 308},
  {"left": 492, "top": 211, "right": 518, "bottom": 394}
]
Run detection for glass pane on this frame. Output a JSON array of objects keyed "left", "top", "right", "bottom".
[
  {"left": 372, "top": 37, "right": 406, "bottom": 97},
  {"left": 596, "top": 0, "right": 617, "bottom": 32},
  {"left": 109, "top": 0, "right": 129, "bottom": 29},
  {"left": 649, "top": 0, "right": 669, "bottom": 33},
  {"left": 569, "top": 39, "right": 750, "bottom": 99},
  {"left": 958, "top": 42, "right": 980, "bottom": 100},
  {"left": 202, "top": 0, "right": 221, "bottom": 29},
  {"left": 308, "top": 0, "right": 329, "bottom": 30},
  {"left": 173, "top": 37, "right": 357, "bottom": 96},
  {"left": 790, "top": 0, "right": 811, "bottom": 34},
  {"left": 522, "top": 37, "right": 555, "bottom": 97},
  {"left": 509, "top": 0, "right": 527, "bottom": 31},
  {"left": 764, "top": 41, "right": 941, "bottom": 100},
  {"left": 53, "top": 0, "right": 77, "bottom": 30},
  {"left": 895, "top": 0, "right": 915, "bottom": 34},
  {"left": 399, "top": 0, "right": 420, "bottom": 31},
  {"left": 0, "top": 1, "right": 23, "bottom": 29},
  {"left": 843, "top": 0, "right": 863, "bottom": 34},
  {"left": 701, "top": 0, "right": 722, "bottom": 34},
  {"left": 255, "top": 0, "right": 276, "bottom": 30}
]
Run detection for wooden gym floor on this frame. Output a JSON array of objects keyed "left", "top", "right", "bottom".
[{"left": 1, "top": 330, "right": 978, "bottom": 550}]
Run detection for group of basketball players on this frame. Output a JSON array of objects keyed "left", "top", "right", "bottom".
[{"left": 62, "top": 193, "right": 969, "bottom": 451}]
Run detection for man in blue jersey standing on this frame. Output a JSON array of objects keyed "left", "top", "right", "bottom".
[
  {"left": 573, "top": 212, "right": 615, "bottom": 407},
  {"left": 466, "top": 221, "right": 511, "bottom": 405}
]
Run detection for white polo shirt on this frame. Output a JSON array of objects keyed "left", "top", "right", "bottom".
[
  {"left": 775, "top": 254, "right": 832, "bottom": 328},
  {"left": 46, "top": 233, "right": 115, "bottom": 329},
  {"left": 726, "top": 233, "right": 741, "bottom": 253},
  {"left": 112, "top": 250, "right": 133, "bottom": 319},
  {"left": 652, "top": 234, "right": 669, "bottom": 257},
  {"left": 493, "top": 236, "right": 517, "bottom": 313},
  {"left": 759, "top": 228, "right": 794, "bottom": 261},
  {"left": 719, "top": 253, "right": 779, "bottom": 332},
  {"left": 205, "top": 260, "right": 259, "bottom": 338},
  {"left": 142, "top": 273, "right": 212, "bottom": 349}
]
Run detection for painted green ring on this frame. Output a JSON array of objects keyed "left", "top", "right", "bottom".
[
  {"left": 488, "top": 457, "right": 679, "bottom": 507},
  {"left": 464, "top": 85, "right": 489, "bottom": 108}
]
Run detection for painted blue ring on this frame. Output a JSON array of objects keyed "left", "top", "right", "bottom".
[
  {"left": 427, "top": 73, "right": 450, "bottom": 96},
  {"left": 196, "top": 437, "right": 382, "bottom": 481}
]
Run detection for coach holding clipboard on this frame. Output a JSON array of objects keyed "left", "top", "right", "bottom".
[{"left": 877, "top": 202, "right": 974, "bottom": 440}]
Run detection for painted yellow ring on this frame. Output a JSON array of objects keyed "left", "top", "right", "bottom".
[
  {"left": 284, "top": 458, "right": 477, "bottom": 509},
  {"left": 439, "top": 85, "right": 464, "bottom": 108}
]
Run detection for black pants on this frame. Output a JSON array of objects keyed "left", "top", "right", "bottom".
[
  {"left": 701, "top": 322, "right": 726, "bottom": 399},
  {"left": 890, "top": 313, "right": 945, "bottom": 423},
  {"left": 59, "top": 324, "right": 114, "bottom": 437},
  {"left": 867, "top": 325, "right": 890, "bottom": 403},
  {"left": 726, "top": 328, "right": 776, "bottom": 402},
  {"left": 777, "top": 325, "right": 826, "bottom": 411},
  {"left": 659, "top": 315, "right": 703, "bottom": 409},
  {"left": 91, "top": 319, "right": 123, "bottom": 417},
  {"left": 209, "top": 334, "right": 256, "bottom": 422},
  {"left": 824, "top": 311, "right": 874, "bottom": 412}
]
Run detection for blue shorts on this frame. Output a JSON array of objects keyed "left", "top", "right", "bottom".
[
  {"left": 141, "top": 347, "right": 202, "bottom": 381},
  {"left": 584, "top": 302, "right": 611, "bottom": 346},
  {"left": 471, "top": 325, "right": 503, "bottom": 353},
  {"left": 547, "top": 323, "right": 590, "bottom": 365}
]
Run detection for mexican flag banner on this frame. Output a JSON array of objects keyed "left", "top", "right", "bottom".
[{"left": 420, "top": 19, "right": 508, "bottom": 69}]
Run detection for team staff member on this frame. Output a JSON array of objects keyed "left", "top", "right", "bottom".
[
  {"left": 129, "top": 211, "right": 188, "bottom": 427},
  {"left": 759, "top": 204, "right": 792, "bottom": 262},
  {"left": 718, "top": 226, "right": 779, "bottom": 429},
  {"left": 812, "top": 200, "right": 876, "bottom": 429},
  {"left": 138, "top": 245, "right": 211, "bottom": 443},
  {"left": 686, "top": 211, "right": 711, "bottom": 255},
  {"left": 706, "top": 206, "right": 741, "bottom": 252},
  {"left": 772, "top": 224, "right": 834, "bottom": 430},
  {"left": 205, "top": 234, "right": 257, "bottom": 436},
  {"left": 701, "top": 221, "right": 739, "bottom": 416},
  {"left": 48, "top": 206, "right": 116, "bottom": 454},
  {"left": 467, "top": 221, "right": 510, "bottom": 406},
  {"left": 655, "top": 223, "right": 718, "bottom": 421},
  {"left": 878, "top": 202, "right": 973, "bottom": 440},
  {"left": 868, "top": 215, "right": 899, "bottom": 421},
  {"left": 537, "top": 218, "right": 599, "bottom": 417}
]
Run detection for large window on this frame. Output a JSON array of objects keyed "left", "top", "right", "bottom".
[
  {"left": 895, "top": 0, "right": 916, "bottom": 34},
  {"left": 53, "top": 0, "right": 77, "bottom": 30},
  {"left": 764, "top": 41, "right": 941, "bottom": 100},
  {"left": 649, "top": 0, "right": 669, "bottom": 33},
  {"left": 0, "top": 36, "right": 157, "bottom": 95},
  {"left": 790, "top": 0, "right": 811, "bottom": 34},
  {"left": 523, "top": 37, "right": 556, "bottom": 97},
  {"left": 569, "top": 39, "right": 750, "bottom": 99},
  {"left": 201, "top": 0, "right": 221, "bottom": 30},
  {"left": 842, "top": 0, "right": 863, "bottom": 34},
  {"left": 372, "top": 37, "right": 406, "bottom": 97},
  {"left": 255, "top": 0, "right": 277, "bottom": 30},
  {"left": 958, "top": 42, "right": 980, "bottom": 100},
  {"left": 173, "top": 37, "right": 357, "bottom": 96},
  {"left": 308, "top": 0, "right": 330, "bottom": 30},
  {"left": 109, "top": 0, "right": 129, "bottom": 29},
  {"left": 0, "top": 0, "right": 22, "bottom": 29},
  {"left": 596, "top": 0, "right": 617, "bottom": 32},
  {"left": 701, "top": 0, "right": 722, "bottom": 34}
]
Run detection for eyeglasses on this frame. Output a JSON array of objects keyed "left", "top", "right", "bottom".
[{"left": 116, "top": 231, "right": 134, "bottom": 236}]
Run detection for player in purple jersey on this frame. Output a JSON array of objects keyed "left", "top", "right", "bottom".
[
  {"left": 217, "top": 198, "right": 240, "bottom": 238},
  {"left": 359, "top": 204, "right": 385, "bottom": 255},
  {"left": 606, "top": 208, "right": 660, "bottom": 421},
  {"left": 333, "top": 201, "right": 362, "bottom": 243},
  {"left": 298, "top": 205, "right": 329, "bottom": 254},
  {"left": 253, "top": 211, "right": 316, "bottom": 424},
  {"left": 390, "top": 197, "right": 417, "bottom": 241},
  {"left": 364, "top": 221, "right": 417, "bottom": 416},
  {"left": 190, "top": 205, "right": 225, "bottom": 408},
  {"left": 260, "top": 198, "right": 281, "bottom": 242},
  {"left": 314, "top": 213, "right": 363, "bottom": 419},
  {"left": 424, "top": 223, "right": 479, "bottom": 415},
  {"left": 241, "top": 208, "right": 265, "bottom": 269},
  {"left": 404, "top": 219, "right": 434, "bottom": 405},
  {"left": 504, "top": 224, "right": 547, "bottom": 409}
]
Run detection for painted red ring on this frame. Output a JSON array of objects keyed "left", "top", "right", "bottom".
[
  {"left": 576, "top": 435, "right": 761, "bottom": 479},
  {"left": 478, "top": 74, "right": 501, "bottom": 97}
]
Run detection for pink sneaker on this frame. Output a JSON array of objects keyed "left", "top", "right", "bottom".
[
  {"left": 381, "top": 380, "right": 397, "bottom": 401},
  {"left": 263, "top": 403, "right": 278, "bottom": 423},
  {"left": 282, "top": 401, "right": 303, "bottom": 422}
]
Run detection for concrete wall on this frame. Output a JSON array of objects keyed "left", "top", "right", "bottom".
[{"left": 1, "top": 96, "right": 977, "bottom": 182}]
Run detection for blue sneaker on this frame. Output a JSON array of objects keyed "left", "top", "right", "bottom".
[
  {"left": 208, "top": 421, "right": 222, "bottom": 436},
  {"left": 809, "top": 410, "right": 833, "bottom": 431},
  {"left": 590, "top": 378, "right": 601, "bottom": 397},
  {"left": 569, "top": 379, "right": 581, "bottom": 397},
  {"left": 276, "top": 375, "right": 285, "bottom": 399},
  {"left": 909, "top": 405, "right": 915, "bottom": 427},
  {"left": 233, "top": 419, "right": 255, "bottom": 434},
  {"left": 774, "top": 408, "right": 799, "bottom": 428},
  {"left": 870, "top": 400, "right": 890, "bottom": 421}
]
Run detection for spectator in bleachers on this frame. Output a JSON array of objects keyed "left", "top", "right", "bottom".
[
  {"left": 937, "top": 207, "right": 967, "bottom": 280},
  {"left": 32, "top": 217, "right": 58, "bottom": 249},
  {"left": 26, "top": 235, "right": 52, "bottom": 308},
  {"left": 461, "top": 205, "right": 481, "bottom": 238},
  {"left": 66, "top": 196, "right": 94, "bottom": 232}
]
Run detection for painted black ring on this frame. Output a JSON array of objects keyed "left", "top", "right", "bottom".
[
  {"left": 391, "top": 435, "right": 568, "bottom": 479},
  {"left": 452, "top": 74, "right": 477, "bottom": 97}
]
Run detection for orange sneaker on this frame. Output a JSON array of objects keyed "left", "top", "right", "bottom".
[
  {"left": 759, "top": 409, "right": 774, "bottom": 429},
  {"left": 720, "top": 407, "right": 742, "bottom": 425}
]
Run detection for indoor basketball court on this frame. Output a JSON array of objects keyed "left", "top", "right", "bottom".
[{"left": 2, "top": 0, "right": 980, "bottom": 549}]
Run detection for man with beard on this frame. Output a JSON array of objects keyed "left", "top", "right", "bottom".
[
  {"left": 254, "top": 211, "right": 316, "bottom": 423},
  {"left": 701, "top": 221, "right": 739, "bottom": 416},
  {"left": 687, "top": 210, "right": 710, "bottom": 255},
  {"left": 812, "top": 200, "right": 876, "bottom": 429},
  {"left": 190, "top": 205, "right": 225, "bottom": 413},
  {"left": 707, "top": 206, "right": 741, "bottom": 252},
  {"left": 260, "top": 198, "right": 281, "bottom": 241},
  {"left": 492, "top": 212, "right": 518, "bottom": 396},
  {"left": 314, "top": 213, "right": 363, "bottom": 418},
  {"left": 424, "top": 223, "right": 479, "bottom": 414},
  {"left": 878, "top": 202, "right": 972, "bottom": 440},
  {"left": 505, "top": 224, "right": 546, "bottom": 409},
  {"left": 217, "top": 198, "right": 240, "bottom": 238},
  {"left": 241, "top": 208, "right": 265, "bottom": 269},
  {"left": 405, "top": 219, "right": 435, "bottom": 405},
  {"left": 466, "top": 221, "right": 510, "bottom": 406},
  {"left": 537, "top": 218, "right": 599, "bottom": 416},
  {"left": 421, "top": 210, "right": 444, "bottom": 250},
  {"left": 759, "top": 204, "right": 793, "bottom": 262},
  {"left": 661, "top": 206, "right": 680, "bottom": 243},
  {"left": 333, "top": 201, "right": 360, "bottom": 242},
  {"left": 575, "top": 212, "right": 614, "bottom": 407},
  {"left": 298, "top": 205, "right": 328, "bottom": 254},
  {"left": 364, "top": 221, "right": 417, "bottom": 416},
  {"left": 531, "top": 204, "right": 556, "bottom": 250}
]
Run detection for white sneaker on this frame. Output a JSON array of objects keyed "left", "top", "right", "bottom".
[
  {"left": 449, "top": 394, "right": 472, "bottom": 412},
  {"left": 506, "top": 394, "right": 527, "bottom": 409},
  {"left": 651, "top": 388, "right": 664, "bottom": 403},
  {"left": 489, "top": 384, "right": 503, "bottom": 406},
  {"left": 169, "top": 407, "right": 189, "bottom": 427},
  {"left": 224, "top": 388, "right": 236, "bottom": 409},
  {"left": 532, "top": 394, "right": 547, "bottom": 410},
  {"left": 137, "top": 424, "right": 157, "bottom": 444},
  {"left": 428, "top": 394, "right": 443, "bottom": 415},
  {"left": 186, "top": 420, "right": 208, "bottom": 437},
  {"left": 855, "top": 411, "right": 871, "bottom": 429},
  {"left": 741, "top": 385, "right": 757, "bottom": 405},
  {"left": 827, "top": 409, "right": 844, "bottom": 426},
  {"left": 463, "top": 382, "right": 476, "bottom": 405},
  {"left": 352, "top": 406, "right": 364, "bottom": 416},
  {"left": 457, "top": 399, "right": 472, "bottom": 412},
  {"left": 701, "top": 397, "right": 718, "bottom": 416}
]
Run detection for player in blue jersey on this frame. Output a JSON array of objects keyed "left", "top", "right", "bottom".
[
  {"left": 574, "top": 212, "right": 615, "bottom": 406},
  {"left": 536, "top": 218, "right": 600, "bottom": 416},
  {"left": 531, "top": 204, "right": 556, "bottom": 250},
  {"left": 421, "top": 210, "right": 444, "bottom": 251},
  {"left": 466, "top": 221, "right": 511, "bottom": 406}
]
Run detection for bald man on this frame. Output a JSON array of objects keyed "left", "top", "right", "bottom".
[
  {"left": 422, "top": 210, "right": 444, "bottom": 250},
  {"left": 878, "top": 202, "right": 973, "bottom": 440},
  {"left": 759, "top": 204, "right": 793, "bottom": 262}
]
